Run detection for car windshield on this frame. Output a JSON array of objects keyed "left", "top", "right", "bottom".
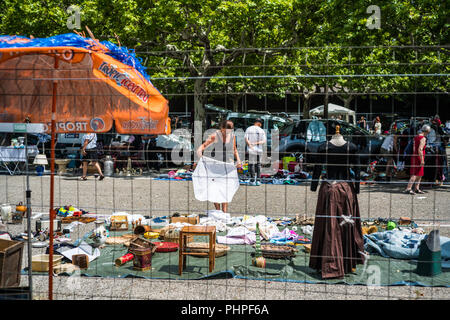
[{"left": 279, "top": 123, "right": 294, "bottom": 135}]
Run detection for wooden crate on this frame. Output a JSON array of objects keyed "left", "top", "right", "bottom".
[
  {"left": 72, "top": 254, "right": 89, "bottom": 269},
  {"left": 0, "top": 239, "right": 24, "bottom": 288},
  {"left": 110, "top": 215, "right": 128, "bottom": 231},
  {"left": 170, "top": 216, "right": 199, "bottom": 225}
]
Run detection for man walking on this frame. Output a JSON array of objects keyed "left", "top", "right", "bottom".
[
  {"left": 80, "top": 132, "right": 104, "bottom": 180},
  {"left": 245, "top": 119, "right": 267, "bottom": 186}
]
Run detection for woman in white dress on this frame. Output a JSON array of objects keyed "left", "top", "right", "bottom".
[{"left": 196, "top": 120, "right": 242, "bottom": 213}]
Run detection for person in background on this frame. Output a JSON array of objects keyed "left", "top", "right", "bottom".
[
  {"left": 357, "top": 116, "right": 366, "bottom": 130},
  {"left": 373, "top": 116, "right": 382, "bottom": 135},
  {"left": 196, "top": 119, "right": 242, "bottom": 213},
  {"left": 81, "top": 132, "right": 104, "bottom": 181},
  {"left": 380, "top": 125, "right": 398, "bottom": 182},
  {"left": 404, "top": 125, "right": 431, "bottom": 194},
  {"left": 245, "top": 118, "right": 267, "bottom": 186},
  {"left": 144, "top": 134, "right": 161, "bottom": 172},
  {"left": 428, "top": 115, "right": 448, "bottom": 185}
]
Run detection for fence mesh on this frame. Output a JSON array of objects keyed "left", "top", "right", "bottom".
[{"left": 0, "top": 45, "right": 449, "bottom": 300}]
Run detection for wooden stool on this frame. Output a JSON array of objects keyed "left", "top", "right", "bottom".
[{"left": 179, "top": 226, "right": 216, "bottom": 275}]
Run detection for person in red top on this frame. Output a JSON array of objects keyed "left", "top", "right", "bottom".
[{"left": 404, "top": 124, "right": 431, "bottom": 194}]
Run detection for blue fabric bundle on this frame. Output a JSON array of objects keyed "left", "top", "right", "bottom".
[{"left": 0, "top": 33, "right": 151, "bottom": 83}]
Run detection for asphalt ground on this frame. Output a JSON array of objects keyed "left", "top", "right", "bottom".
[{"left": 1, "top": 172, "right": 449, "bottom": 300}]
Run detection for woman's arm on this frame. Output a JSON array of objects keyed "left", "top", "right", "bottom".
[
  {"left": 196, "top": 133, "right": 216, "bottom": 158},
  {"left": 418, "top": 137, "right": 426, "bottom": 164},
  {"left": 81, "top": 138, "right": 89, "bottom": 155},
  {"left": 233, "top": 136, "right": 241, "bottom": 167}
]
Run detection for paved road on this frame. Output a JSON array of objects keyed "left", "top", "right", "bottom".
[
  {"left": 1, "top": 174, "right": 449, "bottom": 300},
  {"left": 1, "top": 174, "right": 448, "bottom": 232}
]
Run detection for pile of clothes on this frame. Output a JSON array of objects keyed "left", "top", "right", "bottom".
[
  {"left": 156, "top": 169, "right": 193, "bottom": 181},
  {"left": 364, "top": 229, "right": 450, "bottom": 267},
  {"left": 239, "top": 169, "right": 311, "bottom": 186},
  {"left": 198, "top": 211, "right": 311, "bottom": 246}
]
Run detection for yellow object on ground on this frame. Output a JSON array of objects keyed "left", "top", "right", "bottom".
[{"left": 144, "top": 232, "right": 159, "bottom": 239}]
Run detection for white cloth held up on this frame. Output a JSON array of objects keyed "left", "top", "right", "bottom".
[{"left": 192, "top": 156, "right": 239, "bottom": 203}]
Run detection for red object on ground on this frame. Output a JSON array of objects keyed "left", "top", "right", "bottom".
[
  {"left": 115, "top": 253, "right": 134, "bottom": 266},
  {"left": 288, "top": 161, "right": 298, "bottom": 172},
  {"left": 153, "top": 242, "right": 179, "bottom": 252}
]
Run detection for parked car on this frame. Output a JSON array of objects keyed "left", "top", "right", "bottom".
[
  {"left": 54, "top": 133, "right": 87, "bottom": 159},
  {"left": 275, "top": 119, "right": 385, "bottom": 167},
  {"left": 226, "top": 112, "right": 288, "bottom": 151}
]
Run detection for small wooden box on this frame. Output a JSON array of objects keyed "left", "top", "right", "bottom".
[
  {"left": 170, "top": 216, "right": 199, "bottom": 225},
  {"left": 72, "top": 254, "right": 89, "bottom": 269},
  {"left": 110, "top": 215, "right": 129, "bottom": 231},
  {"left": 129, "top": 237, "right": 154, "bottom": 250}
]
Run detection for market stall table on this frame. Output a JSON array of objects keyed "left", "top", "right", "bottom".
[{"left": 0, "top": 146, "right": 38, "bottom": 175}]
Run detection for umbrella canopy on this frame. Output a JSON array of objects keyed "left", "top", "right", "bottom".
[
  {"left": 0, "top": 33, "right": 170, "bottom": 134},
  {"left": 309, "top": 103, "right": 356, "bottom": 124}
]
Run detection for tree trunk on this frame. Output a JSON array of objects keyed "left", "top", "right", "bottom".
[
  {"left": 302, "top": 94, "right": 312, "bottom": 119},
  {"left": 194, "top": 79, "right": 207, "bottom": 129},
  {"left": 337, "top": 95, "right": 353, "bottom": 109},
  {"left": 324, "top": 84, "right": 329, "bottom": 120},
  {"left": 231, "top": 95, "right": 240, "bottom": 112},
  {"left": 344, "top": 96, "right": 353, "bottom": 109}
]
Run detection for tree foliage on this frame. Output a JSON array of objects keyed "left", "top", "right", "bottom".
[{"left": 0, "top": 0, "right": 448, "bottom": 121}]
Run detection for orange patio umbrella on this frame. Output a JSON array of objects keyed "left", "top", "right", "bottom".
[{"left": 0, "top": 32, "right": 171, "bottom": 300}]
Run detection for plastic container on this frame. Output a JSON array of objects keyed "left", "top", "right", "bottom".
[
  {"left": 150, "top": 218, "right": 169, "bottom": 229},
  {"left": 31, "top": 254, "right": 63, "bottom": 272},
  {"left": 282, "top": 157, "right": 296, "bottom": 170}
]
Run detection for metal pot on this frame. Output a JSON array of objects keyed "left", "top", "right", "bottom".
[{"left": 16, "top": 202, "right": 27, "bottom": 213}]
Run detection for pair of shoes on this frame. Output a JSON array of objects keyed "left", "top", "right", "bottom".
[
  {"left": 414, "top": 189, "right": 425, "bottom": 194},
  {"left": 99, "top": 175, "right": 105, "bottom": 181},
  {"left": 249, "top": 181, "right": 257, "bottom": 186},
  {"left": 403, "top": 189, "right": 415, "bottom": 195},
  {"left": 256, "top": 181, "right": 261, "bottom": 186},
  {"left": 80, "top": 176, "right": 87, "bottom": 181}
]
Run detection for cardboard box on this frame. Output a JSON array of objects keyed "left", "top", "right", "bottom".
[{"left": 170, "top": 216, "right": 199, "bottom": 225}]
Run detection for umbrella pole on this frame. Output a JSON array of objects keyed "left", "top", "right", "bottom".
[
  {"left": 25, "top": 133, "right": 32, "bottom": 300},
  {"left": 49, "top": 58, "right": 58, "bottom": 300}
]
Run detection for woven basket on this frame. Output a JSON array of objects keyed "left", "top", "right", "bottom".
[
  {"left": 163, "top": 228, "right": 193, "bottom": 244},
  {"left": 256, "top": 244, "right": 297, "bottom": 259},
  {"left": 186, "top": 242, "right": 230, "bottom": 257},
  {"left": 106, "top": 235, "right": 137, "bottom": 246}
]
